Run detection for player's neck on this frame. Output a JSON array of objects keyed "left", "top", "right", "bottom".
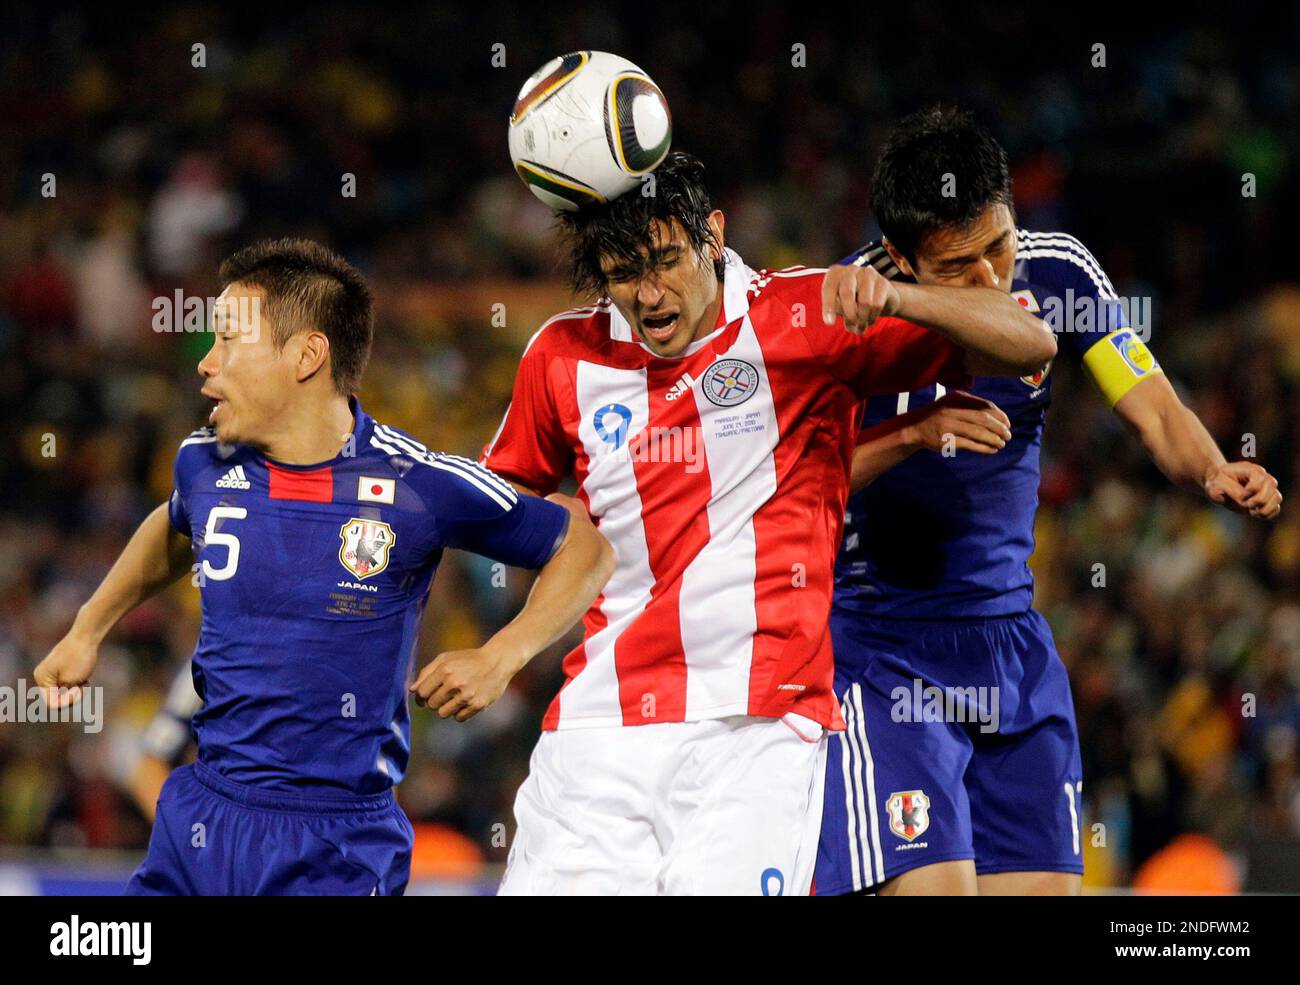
[
  {"left": 260, "top": 393, "right": 355, "bottom": 466},
  {"left": 692, "top": 286, "right": 725, "bottom": 344}
]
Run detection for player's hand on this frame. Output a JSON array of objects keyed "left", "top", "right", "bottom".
[
  {"left": 822, "top": 263, "right": 903, "bottom": 334},
  {"left": 901, "top": 391, "right": 1012, "bottom": 455},
  {"left": 1204, "top": 461, "right": 1282, "bottom": 520},
  {"left": 410, "top": 643, "right": 520, "bottom": 722},
  {"left": 33, "top": 629, "right": 100, "bottom": 709}
]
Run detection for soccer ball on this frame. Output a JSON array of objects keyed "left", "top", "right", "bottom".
[{"left": 508, "top": 50, "right": 672, "bottom": 211}]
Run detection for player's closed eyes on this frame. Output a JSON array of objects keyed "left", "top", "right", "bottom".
[{"left": 604, "top": 249, "right": 685, "bottom": 287}]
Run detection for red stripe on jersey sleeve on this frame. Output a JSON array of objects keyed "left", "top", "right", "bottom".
[
  {"left": 267, "top": 464, "right": 334, "bottom": 502},
  {"left": 854, "top": 316, "right": 970, "bottom": 396},
  {"left": 784, "top": 268, "right": 969, "bottom": 399},
  {"left": 482, "top": 325, "right": 576, "bottom": 495}
]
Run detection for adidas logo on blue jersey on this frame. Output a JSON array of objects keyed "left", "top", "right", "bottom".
[{"left": 215, "top": 465, "right": 251, "bottom": 490}]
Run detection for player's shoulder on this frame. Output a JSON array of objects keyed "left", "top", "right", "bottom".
[
  {"left": 173, "top": 425, "right": 260, "bottom": 493},
  {"left": 177, "top": 425, "right": 218, "bottom": 452},
  {"left": 173, "top": 425, "right": 225, "bottom": 471},
  {"left": 368, "top": 419, "right": 520, "bottom": 510},
  {"left": 1014, "top": 228, "right": 1117, "bottom": 298},
  {"left": 520, "top": 301, "right": 617, "bottom": 359},
  {"left": 842, "top": 239, "right": 907, "bottom": 280},
  {"left": 745, "top": 263, "right": 828, "bottom": 310}
]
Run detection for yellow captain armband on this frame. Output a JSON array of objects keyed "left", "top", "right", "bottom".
[{"left": 1081, "top": 328, "right": 1163, "bottom": 406}]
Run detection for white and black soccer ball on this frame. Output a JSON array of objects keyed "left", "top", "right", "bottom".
[{"left": 508, "top": 50, "right": 672, "bottom": 211}]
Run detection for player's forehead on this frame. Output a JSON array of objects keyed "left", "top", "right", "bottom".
[
  {"left": 597, "top": 218, "right": 688, "bottom": 274},
  {"left": 213, "top": 283, "right": 265, "bottom": 319},
  {"left": 212, "top": 283, "right": 269, "bottom": 338},
  {"left": 918, "top": 204, "right": 1014, "bottom": 263}
]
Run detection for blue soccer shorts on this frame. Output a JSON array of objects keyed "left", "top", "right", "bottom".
[
  {"left": 815, "top": 608, "right": 1083, "bottom": 895},
  {"left": 125, "top": 762, "right": 414, "bottom": 896}
]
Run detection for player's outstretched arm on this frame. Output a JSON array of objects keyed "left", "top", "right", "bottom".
[
  {"left": 1115, "top": 373, "right": 1282, "bottom": 519},
  {"left": 821, "top": 264, "right": 1056, "bottom": 376},
  {"left": 411, "top": 493, "right": 614, "bottom": 722},
  {"left": 34, "top": 502, "right": 194, "bottom": 706},
  {"left": 849, "top": 391, "right": 1012, "bottom": 493}
]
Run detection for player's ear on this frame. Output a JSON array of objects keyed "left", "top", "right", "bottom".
[
  {"left": 706, "top": 210, "right": 725, "bottom": 261},
  {"left": 882, "top": 238, "right": 915, "bottom": 279},
  {"left": 296, "top": 330, "right": 331, "bottom": 383}
]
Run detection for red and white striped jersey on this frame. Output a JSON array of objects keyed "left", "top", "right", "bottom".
[{"left": 483, "top": 249, "right": 968, "bottom": 731}]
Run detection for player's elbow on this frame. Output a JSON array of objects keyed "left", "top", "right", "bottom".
[
  {"left": 1016, "top": 319, "right": 1057, "bottom": 372},
  {"left": 991, "top": 327, "right": 1056, "bottom": 377},
  {"left": 966, "top": 314, "right": 1057, "bottom": 378},
  {"left": 558, "top": 510, "right": 616, "bottom": 588}
]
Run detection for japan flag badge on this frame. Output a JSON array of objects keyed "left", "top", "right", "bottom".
[{"left": 358, "top": 476, "right": 395, "bottom": 504}]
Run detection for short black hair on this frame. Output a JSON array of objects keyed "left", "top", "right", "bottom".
[
  {"left": 556, "top": 151, "right": 725, "bottom": 299},
  {"left": 218, "top": 238, "right": 373, "bottom": 395},
  {"left": 871, "top": 106, "right": 1015, "bottom": 264}
]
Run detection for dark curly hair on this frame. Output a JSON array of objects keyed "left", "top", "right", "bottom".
[
  {"left": 556, "top": 151, "right": 726, "bottom": 299},
  {"left": 871, "top": 106, "right": 1015, "bottom": 264}
]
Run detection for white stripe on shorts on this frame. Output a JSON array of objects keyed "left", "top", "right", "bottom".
[{"left": 854, "top": 683, "right": 886, "bottom": 886}]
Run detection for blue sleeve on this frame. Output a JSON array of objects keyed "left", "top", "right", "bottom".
[
  {"left": 837, "top": 241, "right": 891, "bottom": 269},
  {"left": 428, "top": 455, "right": 570, "bottom": 569},
  {"left": 1035, "top": 235, "right": 1131, "bottom": 362},
  {"left": 168, "top": 442, "right": 198, "bottom": 535}
]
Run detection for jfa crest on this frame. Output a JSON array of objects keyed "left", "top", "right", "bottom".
[
  {"left": 339, "top": 518, "right": 395, "bottom": 579},
  {"left": 1022, "top": 358, "right": 1053, "bottom": 388},
  {"left": 887, "top": 790, "right": 931, "bottom": 841}
]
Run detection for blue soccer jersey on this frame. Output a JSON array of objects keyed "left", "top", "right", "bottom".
[
  {"left": 167, "top": 397, "right": 569, "bottom": 796},
  {"left": 816, "top": 230, "right": 1150, "bottom": 891},
  {"left": 833, "top": 229, "right": 1161, "bottom": 619}
]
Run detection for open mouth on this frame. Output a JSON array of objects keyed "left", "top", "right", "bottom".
[
  {"left": 203, "top": 391, "right": 226, "bottom": 424},
  {"left": 641, "top": 312, "right": 679, "bottom": 342}
]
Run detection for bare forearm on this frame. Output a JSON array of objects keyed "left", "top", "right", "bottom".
[
  {"left": 486, "top": 524, "right": 613, "bottom": 672},
  {"left": 1132, "top": 400, "right": 1227, "bottom": 496},
  {"left": 850, "top": 420, "right": 920, "bottom": 492},
  {"left": 73, "top": 503, "right": 193, "bottom": 643},
  {"left": 894, "top": 282, "right": 1056, "bottom": 375}
]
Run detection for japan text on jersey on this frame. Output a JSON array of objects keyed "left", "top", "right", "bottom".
[
  {"left": 483, "top": 248, "right": 971, "bottom": 732},
  {"left": 835, "top": 229, "right": 1163, "bottom": 619},
  {"left": 168, "top": 398, "right": 568, "bottom": 794}
]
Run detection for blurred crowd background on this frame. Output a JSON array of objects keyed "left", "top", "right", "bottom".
[{"left": 2, "top": 4, "right": 1299, "bottom": 892}]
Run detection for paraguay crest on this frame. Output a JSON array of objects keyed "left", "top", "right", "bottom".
[
  {"left": 339, "top": 518, "right": 396, "bottom": 579},
  {"left": 702, "top": 357, "right": 760, "bottom": 407},
  {"left": 887, "top": 789, "right": 931, "bottom": 841}
]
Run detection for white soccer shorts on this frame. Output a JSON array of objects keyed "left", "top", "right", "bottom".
[{"left": 498, "top": 713, "right": 827, "bottom": 896}]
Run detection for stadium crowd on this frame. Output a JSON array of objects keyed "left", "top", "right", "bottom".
[{"left": 2, "top": 6, "right": 1298, "bottom": 889}]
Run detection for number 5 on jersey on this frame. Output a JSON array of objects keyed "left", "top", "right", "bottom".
[{"left": 201, "top": 506, "right": 248, "bottom": 581}]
